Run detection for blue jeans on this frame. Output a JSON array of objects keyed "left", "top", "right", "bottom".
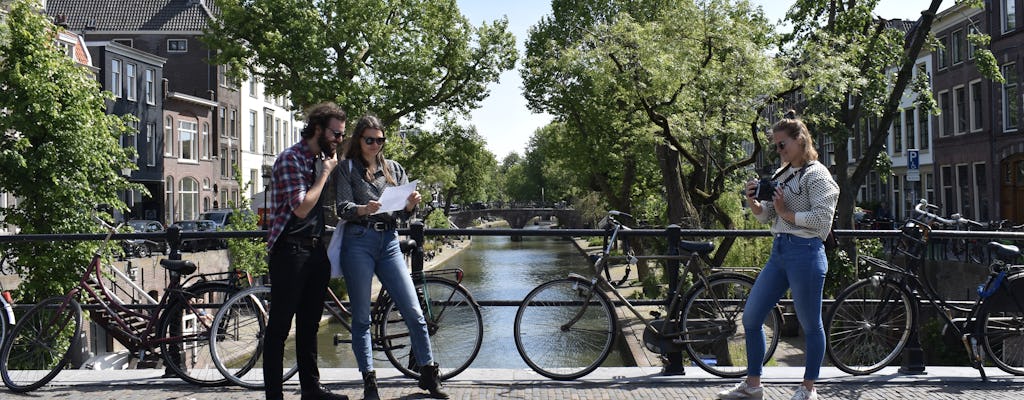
[
  {"left": 743, "top": 233, "right": 828, "bottom": 380},
  {"left": 340, "top": 224, "right": 434, "bottom": 372}
]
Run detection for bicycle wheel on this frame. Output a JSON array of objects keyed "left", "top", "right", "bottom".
[
  {"left": 681, "top": 273, "right": 780, "bottom": 378},
  {"left": 0, "top": 296, "right": 82, "bottom": 392},
  {"left": 513, "top": 277, "right": 616, "bottom": 380},
  {"left": 824, "top": 277, "right": 914, "bottom": 375},
  {"left": 378, "top": 277, "right": 483, "bottom": 380},
  {"left": 158, "top": 283, "right": 236, "bottom": 386},
  {"left": 209, "top": 285, "right": 299, "bottom": 389},
  {"left": 978, "top": 306, "right": 1024, "bottom": 375}
]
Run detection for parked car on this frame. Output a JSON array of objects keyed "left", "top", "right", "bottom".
[
  {"left": 122, "top": 220, "right": 168, "bottom": 257},
  {"left": 200, "top": 209, "right": 254, "bottom": 248},
  {"left": 174, "top": 220, "right": 219, "bottom": 252}
]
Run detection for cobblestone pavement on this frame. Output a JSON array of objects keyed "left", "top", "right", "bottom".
[{"left": 6, "top": 367, "right": 1023, "bottom": 400}]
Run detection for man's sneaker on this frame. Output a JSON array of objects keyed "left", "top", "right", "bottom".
[
  {"left": 716, "top": 381, "right": 764, "bottom": 399},
  {"left": 790, "top": 386, "right": 819, "bottom": 400}
]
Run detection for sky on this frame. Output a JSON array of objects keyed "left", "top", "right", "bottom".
[{"left": 454, "top": 0, "right": 956, "bottom": 159}]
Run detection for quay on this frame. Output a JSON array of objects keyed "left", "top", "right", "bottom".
[{"left": 11, "top": 366, "right": 1023, "bottom": 399}]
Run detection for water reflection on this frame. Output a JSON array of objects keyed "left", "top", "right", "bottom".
[{"left": 302, "top": 233, "right": 627, "bottom": 369}]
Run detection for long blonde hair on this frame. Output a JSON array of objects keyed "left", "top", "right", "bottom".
[{"left": 773, "top": 109, "right": 818, "bottom": 163}]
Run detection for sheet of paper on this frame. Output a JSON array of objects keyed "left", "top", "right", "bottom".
[{"left": 374, "top": 180, "right": 419, "bottom": 214}]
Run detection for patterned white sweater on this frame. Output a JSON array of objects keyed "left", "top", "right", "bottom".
[{"left": 753, "top": 161, "right": 839, "bottom": 240}]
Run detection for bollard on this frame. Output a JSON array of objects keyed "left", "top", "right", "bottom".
[
  {"left": 662, "top": 224, "right": 685, "bottom": 375},
  {"left": 410, "top": 220, "right": 425, "bottom": 274}
]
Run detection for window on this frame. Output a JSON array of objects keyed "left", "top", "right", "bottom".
[
  {"left": 219, "top": 107, "right": 227, "bottom": 138},
  {"left": 111, "top": 59, "right": 122, "bottom": 98},
  {"left": 905, "top": 108, "right": 915, "bottom": 149},
  {"left": 250, "top": 169, "right": 258, "bottom": 196},
  {"left": 957, "top": 164, "right": 972, "bottom": 216},
  {"left": 953, "top": 85, "right": 967, "bottom": 134},
  {"left": 264, "top": 111, "right": 274, "bottom": 154},
  {"left": 165, "top": 176, "right": 174, "bottom": 223},
  {"left": 125, "top": 63, "right": 137, "bottom": 101},
  {"left": 167, "top": 39, "right": 187, "bottom": 53},
  {"left": 180, "top": 177, "right": 199, "bottom": 220},
  {"left": 975, "top": 163, "right": 988, "bottom": 220},
  {"left": 938, "top": 36, "right": 949, "bottom": 70},
  {"left": 230, "top": 109, "right": 237, "bottom": 138},
  {"left": 939, "top": 90, "right": 952, "bottom": 137},
  {"left": 220, "top": 144, "right": 229, "bottom": 177},
  {"left": 919, "top": 106, "right": 930, "bottom": 150},
  {"left": 164, "top": 116, "right": 173, "bottom": 156},
  {"left": 112, "top": 38, "right": 133, "bottom": 47},
  {"left": 951, "top": 29, "right": 965, "bottom": 65},
  {"left": 1003, "top": 63, "right": 1019, "bottom": 131},
  {"left": 892, "top": 177, "right": 902, "bottom": 220},
  {"left": 202, "top": 122, "right": 211, "bottom": 160},
  {"left": 925, "top": 172, "right": 935, "bottom": 205},
  {"left": 968, "top": 26, "right": 978, "bottom": 59},
  {"left": 147, "top": 123, "right": 156, "bottom": 166},
  {"left": 249, "top": 110, "right": 258, "bottom": 152},
  {"left": 250, "top": 79, "right": 257, "bottom": 97},
  {"left": 178, "top": 120, "right": 198, "bottom": 161},
  {"left": 941, "top": 165, "right": 955, "bottom": 216},
  {"left": 145, "top": 69, "right": 155, "bottom": 104},
  {"left": 893, "top": 111, "right": 903, "bottom": 153},
  {"left": 1005, "top": 0, "right": 1016, "bottom": 33},
  {"left": 970, "top": 80, "right": 983, "bottom": 131},
  {"left": 218, "top": 64, "right": 228, "bottom": 87}
]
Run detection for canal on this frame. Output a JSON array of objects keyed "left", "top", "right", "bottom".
[{"left": 309, "top": 231, "right": 628, "bottom": 369}]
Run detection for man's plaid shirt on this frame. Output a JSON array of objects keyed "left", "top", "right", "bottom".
[{"left": 266, "top": 140, "right": 317, "bottom": 249}]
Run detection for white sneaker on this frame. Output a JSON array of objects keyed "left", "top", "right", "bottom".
[
  {"left": 790, "top": 386, "right": 819, "bottom": 400},
  {"left": 716, "top": 381, "right": 764, "bottom": 399}
]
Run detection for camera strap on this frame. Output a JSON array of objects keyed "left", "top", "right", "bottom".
[{"left": 771, "top": 162, "right": 811, "bottom": 187}]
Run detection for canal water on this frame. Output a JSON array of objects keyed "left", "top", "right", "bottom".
[{"left": 308, "top": 232, "right": 628, "bottom": 369}]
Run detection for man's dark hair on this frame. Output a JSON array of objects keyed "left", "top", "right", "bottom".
[{"left": 299, "top": 102, "right": 347, "bottom": 139}]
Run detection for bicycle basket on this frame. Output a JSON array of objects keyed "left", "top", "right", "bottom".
[
  {"left": 895, "top": 218, "right": 931, "bottom": 260},
  {"left": 982, "top": 270, "right": 1024, "bottom": 313}
]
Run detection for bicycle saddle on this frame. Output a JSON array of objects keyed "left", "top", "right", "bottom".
[{"left": 159, "top": 259, "right": 197, "bottom": 275}]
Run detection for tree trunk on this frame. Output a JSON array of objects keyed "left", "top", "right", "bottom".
[{"left": 657, "top": 144, "right": 699, "bottom": 228}]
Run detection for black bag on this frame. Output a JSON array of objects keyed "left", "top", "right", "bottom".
[{"left": 823, "top": 225, "right": 838, "bottom": 252}]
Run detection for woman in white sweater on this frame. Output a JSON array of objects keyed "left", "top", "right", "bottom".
[{"left": 718, "top": 110, "right": 839, "bottom": 400}]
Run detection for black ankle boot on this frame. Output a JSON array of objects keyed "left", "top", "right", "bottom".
[
  {"left": 362, "top": 370, "right": 380, "bottom": 400},
  {"left": 417, "top": 362, "right": 449, "bottom": 399}
]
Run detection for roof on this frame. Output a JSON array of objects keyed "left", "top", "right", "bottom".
[{"left": 45, "top": 0, "right": 218, "bottom": 32}]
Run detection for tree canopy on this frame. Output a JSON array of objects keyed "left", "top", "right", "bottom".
[
  {"left": 204, "top": 0, "right": 518, "bottom": 128},
  {"left": 0, "top": 0, "right": 139, "bottom": 300}
]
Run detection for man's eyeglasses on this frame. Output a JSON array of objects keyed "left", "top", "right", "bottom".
[
  {"left": 362, "top": 137, "right": 387, "bottom": 145},
  {"left": 772, "top": 139, "right": 788, "bottom": 151},
  {"left": 328, "top": 128, "right": 345, "bottom": 139}
]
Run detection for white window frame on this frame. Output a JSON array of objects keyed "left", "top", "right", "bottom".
[
  {"left": 165, "top": 176, "right": 175, "bottom": 223},
  {"left": 249, "top": 110, "right": 258, "bottom": 152},
  {"left": 179, "top": 177, "right": 199, "bottom": 221},
  {"left": 1005, "top": 0, "right": 1017, "bottom": 33},
  {"left": 145, "top": 69, "right": 155, "bottom": 105},
  {"left": 125, "top": 63, "right": 137, "bottom": 101},
  {"left": 178, "top": 120, "right": 198, "bottom": 163},
  {"left": 951, "top": 29, "right": 965, "bottom": 65},
  {"left": 202, "top": 122, "right": 211, "bottom": 160},
  {"left": 1003, "top": 63, "right": 1019, "bottom": 132},
  {"left": 938, "top": 36, "right": 949, "bottom": 70},
  {"left": 111, "top": 59, "right": 122, "bottom": 98},
  {"left": 939, "top": 90, "right": 952, "bottom": 137},
  {"left": 893, "top": 110, "right": 903, "bottom": 154},
  {"left": 167, "top": 39, "right": 187, "bottom": 53},
  {"left": 147, "top": 123, "right": 156, "bottom": 166},
  {"left": 904, "top": 107, "right": 916, "bottom": 150},
  {"left": 953, "top": 84, "right": 967, "bottom": 135},
  {"left": 969, "top": 79, "right": 983, "bottom": 132},
  {"left": 164, "top": 116, "right": 174, "bottom": 157}
]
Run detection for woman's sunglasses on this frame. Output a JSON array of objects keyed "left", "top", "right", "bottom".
[
  {"left": 772, "top": 139, "right": 788, "bottom": 151},
  {"left": 362, "top": 137, "right": 387, "bottom": 145}
]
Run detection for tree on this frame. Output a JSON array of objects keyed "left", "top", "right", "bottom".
[
  {"left": 780, "top": 0, "right": 998, "bottom": 229},
  {"left": 393, "top": 122, "right": 497, "bottom": 214},
  {"left": 204, "top": 0, "right": 518, "bottom": 127},
  {"left": 225, "top": 164, "right": 266, "bottom": 278},
  {"left": 523, "top": 0, "right": 782, "bottom": 265},
  {"left": 0, "top": 0, "right": 139, "bottom": 300}
]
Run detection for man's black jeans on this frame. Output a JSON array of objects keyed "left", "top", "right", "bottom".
[{"left": 264, "top": 239, "right": 332, "bottom": 399}]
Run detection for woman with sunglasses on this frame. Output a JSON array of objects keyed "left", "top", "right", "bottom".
[
  {"left": 334, "top": 115, "right": 448, "bottom": 400},
  {"left": 718, "top": 110, "right": 838, "bottom": 400}
]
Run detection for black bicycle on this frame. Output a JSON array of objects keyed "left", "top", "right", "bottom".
[{"left": 825, "top": 199, "right": 1024, "bottom": 379}]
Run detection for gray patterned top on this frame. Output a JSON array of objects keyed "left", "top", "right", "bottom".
[
  {"left": 333, "top": 159, "right": 413, "bottom": 224},
  {"left": 752, "top": 161, "right": 839, "bottom": 240}
]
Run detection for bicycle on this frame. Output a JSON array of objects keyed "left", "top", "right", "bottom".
[
  {"left": 513, "top": 210, "right": 781, "bottom": 380},
  {"left": 209, "top": 239, "right": 484, "bottom": 389},
  {"left": 0, "top": 217, "right": 241, "bottom": 392},
  {"left": 824, "top": 199, "right": 1024, "bottom": 379}
]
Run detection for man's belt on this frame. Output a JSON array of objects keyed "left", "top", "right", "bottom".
[{"left": 279, "top": 235, "right": 323, "bottom": 248}]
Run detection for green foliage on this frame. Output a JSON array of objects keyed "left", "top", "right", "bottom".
[
  {"left": 225, "top": 164, "right": 268, "bottom": 278},
  {"left": 205, "top": 0, "right": 517, "bottom": 126},
  {"left": 424, "top": 208, "right": 449, "bottom": 229},
  {"left": 0, "top": 0, "right": 139, "bottom": 301},
  {"left": 392, "top": 122, "right": 499, "bottom": 210},
  {"left": 919, "top": 317, "right": 969, "bottom": 365}
]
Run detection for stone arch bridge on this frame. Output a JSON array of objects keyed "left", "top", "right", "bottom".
[{"left": 448, "top": 208, "right": 584, "bottom": 229}]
